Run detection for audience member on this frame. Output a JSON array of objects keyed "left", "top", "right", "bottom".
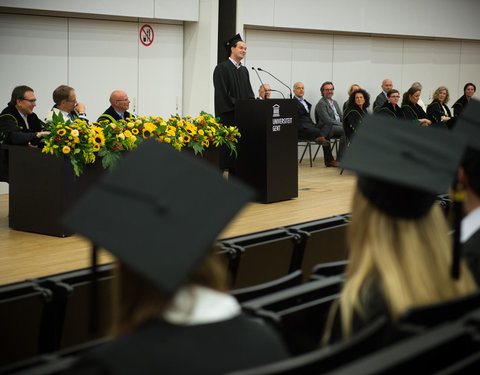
[
  {"left": 343, "top": 88, "right": 370, "bottom": 141},
  {"left": 401, "top": 87, "right": 431, "bottom": 127},
  {"left": 64, "top": 140, "right": 289, "bottom": 374},
  {"left": 323, "top": 116, "right": 477, "bottom": 344},
  {"left": 343, "top": 84, "right": 361, "bottom": 113},
  {"left": 0, "top": 85, "right": 49, "bottom": 146},
  {"left": 375, "top": 89, "right": 402, "bottom": 118},
  {"left": 258, "top": 84, "right": 271, "bottom": 100},
  {"left": 453, "top": 83, "right": 476, "bottom": 118},
  {"left": 294, "top": 81, "right": 330, "bottom": 148},
  {"left": 372, "top": 79, "right": 393, "bottom": 112},
  {"left": 97, "top": 90, "right": 132, "bottom": 123},
  {"left": 45, "top": 85, "right": 89, "bottom": 123},
  {"left": 427, "top": 86, "right": 454, "bottom": 129},
  {"left": 213, "top": 34, "right": 254, "bottom": 174},
  {"left": 410, "top": 82, "right": 427, "bottom": 111},
  {"left": 453, "top": 99, "right": 480, "bottom": 285},
  {"left": 314, "top": 81, "right": 347, "bottom": 167}
]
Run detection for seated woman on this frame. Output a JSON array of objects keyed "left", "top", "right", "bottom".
[
  {"left": 343, "top": 88, "right": 370, "bottom": 141},
  {"left": 64, "top": 141, "right": 289, "bottom": 374},
  {"left": 427, "top": 86, "right": 454, "bottom": 129},
  {"left": 322, "top": 117, "right": 477, "bottom": 344},
  {"left": 401, "top": 87, "right": 431, "bottom": 127},
  {"left": 453, "top": 82, "right": 476, "bottom": 118},
  {"left": 375, "top": 89, "right": 402, "bottom": 118}
]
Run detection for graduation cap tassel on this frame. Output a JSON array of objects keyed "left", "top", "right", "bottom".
[{"left": 452, "top": 181, "right": 466, "bottom": 280}]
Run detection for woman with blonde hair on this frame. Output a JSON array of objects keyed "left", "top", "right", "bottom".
[
  {"left": 323, "top": 116, "right": 476, "bottom": 343},
  {"left": 343, "top": 83, "right": 361, "bottom": 113},
  {"left": 427, "top": 86, "right": 454, "bottom": 129}
]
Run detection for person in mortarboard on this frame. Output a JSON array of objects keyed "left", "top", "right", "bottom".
[
  {"left": 322, "top": 116, "right": 476, "bottom": 344},
  {"left": 452, "top": 99, "right": 480, "bottom": 286},
  {"left": 213, "top": 33, "right": 254, "bottom": 174},
  {"left": 63, "top": 140, "right": 288, "bottom": 375}
]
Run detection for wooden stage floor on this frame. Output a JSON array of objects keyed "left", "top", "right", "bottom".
[{"left": 0, "top": 163, "right": 356, "bottom": 285}]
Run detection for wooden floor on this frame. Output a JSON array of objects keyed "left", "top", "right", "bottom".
[{"left": 0, "top": 162, "right": 356, "bottom": 285}]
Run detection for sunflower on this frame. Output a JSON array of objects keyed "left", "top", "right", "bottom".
[
  {"left": 142, "top": 129, "right": 152, "bottom": 138},
  {"left": 183, "top": 135, "right": 191, "bottom": 143},
  {"left": 94, "top": 131, "right": 105, "bottom": 145},
  {"left": 93, "top": 143, "right": 100, "bottom": 152},
  {"left": 57, "top": 128, "right": 66, "bottom": 136},
  {"left": 62, "top": 146, "right": 71, "bottom": 154},
  {"left": 132, "top": 128, "right": 139, "bottom": 135},
  {"left": 204, "top": 139, "right": 210, "bottom": 147}
]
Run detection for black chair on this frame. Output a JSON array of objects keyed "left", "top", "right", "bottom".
[
  {"left": 287, "top": 215, "right": 350, "bottom": 282},
  {"left": 0, "top": 337, "right": 109, "bottom": 375},
  {"left": 231, "top": 270, "right": 303, "bottom": 303},
  {"left": 0, "top": 280, "right": 53, "bottom": 367},
  {"left": 37, "top": 264, "right": 114, "bottom": 351},
  {"left": 323, "top": 321, "right": 480, "bottom": 375},
  {"left": 242, "top": 276, "right": 343, "bottom": 354},
  {"left": 309, "top": 260, "right": 349, "bottom": 281},
  {"left": 226, "top": 316, "right": 389, "bottom": 375},
  {"left": 219, "top": 229, "right": 299, "bottom": 289},
  {"left": 298, "top": 139, "right": 321, "bottom": 167},
  {"left": 397, "top": 290, "right": 480, "bottom": 334}
]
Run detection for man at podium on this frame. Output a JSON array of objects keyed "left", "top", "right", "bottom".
[{"left": 213, "top": 33, "right": 254, "bottom": 174}]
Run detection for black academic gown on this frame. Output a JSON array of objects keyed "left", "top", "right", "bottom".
[
  {"left": 343, "top": 105, "right": 367, "bottom": 141},
  {"left": 426, "top": 100, "right": 454, "bottom": 129},
  {"left": 463, "top": 229, "right": 480, "bottom": 286},
  {"left": 375, "top": 102, "right": 403, "bottom": 119},
  {"left": 0, "top": 104, "right": 44, "bottom": 145},
  {"left": 401, "top": 101, "right": 429, "bottom": 125},
  {"left": 97, "top": 106, "right": 132, "bottom": 123},
  {"left": 213, "top": 59, "right": 254, "bottom": 170},
  {"left": 452, "top": 95, "right": 469, "bottom": 118},
  {"left": 67, "top": 315, "right": 289, "bottom": 375}
]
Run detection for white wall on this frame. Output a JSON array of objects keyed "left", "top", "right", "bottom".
[
  {"left": 244, "top": 29, "right": 480, "bottom": 115},
  {"left": 0, "top": 13, "right": 184, "bottom": 121},
  {"left": 239, "top": 0, "right": 480, "bottom": 41},
  {"left": 0, "top": 0, "right": 198, "bottom": 21}
]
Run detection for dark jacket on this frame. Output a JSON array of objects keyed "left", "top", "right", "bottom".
[
  {"left": 343, "top": 105, "right": 367, "bottom": 141},
  {"left": 97, "top": 106, "right": 132, "bottom": 123},
  {"left": 426, "top": 100, "right": 454, "bottom": 129},
  {"left": 375, "top": 102, "right": 403, "bottom": 119},
  {"left": 0, "top": 105, "right": 44, "bottom": 145},
  {"left": 452, "top": 95, "right": 469, "bottom": 117}
]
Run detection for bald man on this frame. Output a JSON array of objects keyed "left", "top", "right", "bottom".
[
  {"left": 373, "top": 79, "right": 393, "bottom": 112},
  {"left": 97, "top": 90, "right": 132, "bottom": 123}
]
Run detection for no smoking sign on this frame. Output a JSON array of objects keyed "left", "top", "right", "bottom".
[{"left": 140, "top": 24, "right": 154, "bottom": 46}]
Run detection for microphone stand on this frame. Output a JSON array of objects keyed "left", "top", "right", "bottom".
[{"left": 258, "top": 67, "right": 292, "bottom": 99}]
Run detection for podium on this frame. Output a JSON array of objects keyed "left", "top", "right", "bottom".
[{"left": 235, "top": 99, "right": 298, "bottom": 203}]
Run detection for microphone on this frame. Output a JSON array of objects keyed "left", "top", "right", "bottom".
[
  {"left": 258, "top": 67, "right": 292, "bottom": 98},
  {"left": 269, "top": 89, "right": 285, "bottom": 99},
  {"left": 251, "top": 67, "right": 267, "bottom": 99}
]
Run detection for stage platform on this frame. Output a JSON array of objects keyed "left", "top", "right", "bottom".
[{"left": 0, "top": 162, "right": 356, "bottom": 285}]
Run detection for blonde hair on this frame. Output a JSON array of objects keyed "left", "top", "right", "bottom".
[
  {"left": 324, "top": 187, "right": 476, "bottom": 342},
  {"left": 432, "top": 86, "right": 450, "bottom": 104},
  {"left": 348, "top": 84, "right": 361, "bottom": 96}
]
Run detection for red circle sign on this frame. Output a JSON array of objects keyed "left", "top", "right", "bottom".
[{"left": 140, "top": 25, "right": 154, "bottom": 46}]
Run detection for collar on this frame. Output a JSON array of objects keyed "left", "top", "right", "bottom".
[
  {"left": 382, "top": 91, "right": 388, "bottom": 97},
  {"left": 115, "top": 109, "right": 124, "bottom": 119},
  {"left": 229, "top": 57, "right": 242, "bottom": 69},
  {"left": 295, "top": 96, "right": 304, "bottom": 102},
  {"left": 162, "top": 285, "right": 241, "bottom": 325},
  {"left": 461, "top": 206, "right": 480, "bottom": 243}
]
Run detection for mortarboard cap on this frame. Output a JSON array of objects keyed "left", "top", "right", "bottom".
[
  {"left": 340, "top": 116, "right": 465, "bottom": 218},
  {"left": 453, "top": 98, "right": 480, "bottom": 151},
  {"left": 63, "top": 139, "right": 253, "bottom": 294},
  {"left": 224, "top": 33, "right": 243, "bottom": 54}
]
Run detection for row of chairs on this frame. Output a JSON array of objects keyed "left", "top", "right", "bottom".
[
  {"left": 229, "top": 280, "right": 480, "bottom": 374},
  {"left": 298, "top": 138, "right": 342, "bottom": 168}
]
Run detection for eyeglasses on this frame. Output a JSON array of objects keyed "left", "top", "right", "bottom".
[
  {"left": 390, "top": 95, "right": 400, "bottom": 98},
  {"left": 21, "top": 98, "right": 37, "bottom": 103}
]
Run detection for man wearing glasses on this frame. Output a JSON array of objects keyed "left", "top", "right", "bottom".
[
  {"left": 0, "top": 85, "right": 49, "bottom": 146},
  {"left": 45, "top": 85, "right": 88, "bottom": 123},
  {"left": 314, "top": 81, "right": 346, "bottom": 167},
  {"left": 375, "top": 89, "right": 403, "bottom": 118},
  {"left": 98, "top": 90, "right": 132, "bottom": 123}
]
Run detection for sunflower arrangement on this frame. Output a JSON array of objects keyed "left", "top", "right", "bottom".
[
  {"left": 42, "top": 112, "right": 241, "bottom": 176},
  {"left": 42, "top": 111, "right": 96, "bottom": 177}
]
